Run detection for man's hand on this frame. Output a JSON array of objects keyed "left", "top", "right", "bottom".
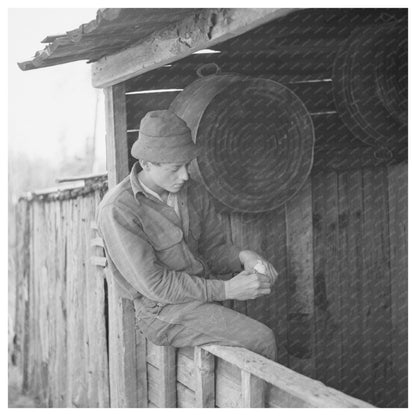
[
  {"left": 238, "top": 250, "right": 278, "bottom": 285},
  {"left": 224, "top": 270, "right": 271, "bottom": 301}
]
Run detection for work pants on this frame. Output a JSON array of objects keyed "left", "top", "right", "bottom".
[{"left": 135, "top": 297, "right": 277, "bottom": 361}]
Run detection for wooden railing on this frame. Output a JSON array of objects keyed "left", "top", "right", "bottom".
[
  {"left": 91, "top": 222, "right": 375, "bottom": 408},
  {"left": 12, "top": 177, "right": 379, "bottom": 407},
  {"left": 128, "top": 326, "right": 374, "bottom": 408}
]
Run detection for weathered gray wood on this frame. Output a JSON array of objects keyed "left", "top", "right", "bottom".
[
  {"left": 261, "top": 208, "right": 288, "bottom": 366},
  {"left": 91, "top": 8, "right": 298, "bottom": 88},
  {"left": 158, "top": 345, "right": 177, "bottom": 407},
  {"left": 146, "top": 340, "right": 160, "bottom": 369},
  {"left": 311, "top": 172, "right": 341, "bottom": 388},
  {"left": 266, "top": 383, "right": 311, "bottom": 408},
  {"left": 120, "top": 298, "right": 140, "bottom": 407},
  {"left": 67, "top": 198, "right": 89, "bottom": 407},
  {"left": 107, "top": 276, "right": 141, "bottom": 407},
  {"left": 106, "top": 272, "right": 122, "bottom": 407},
  {"left": 387, "top": 163, "right": 408, "bottom": 407},
  {"left": 176, "top": 349, "right": 195, "bottom": 390},
  {"left": 362, "top": 167, "right": 394, "bottom": 407},
  {"left": 177, "top": 382, "right": 196, "bottom": 408},
  {"left": 13, "top": 199, "right": 31, "bottom": 389},
  {"left": 204, "top": 345, "right": 374, "bottom": 407},
  {"left": 56, "top": 199, "right": 68, "bottom": 406},
  {"left": 104, "top": 83, "right": 129, "bottom": 189},
  {"left": 147, "top": 363, "right": 162, "bottom": 406},
  {"left": 337, "top": 170, "right": 365, "bottom": 399},
  {"left": 241, "top": 370, "right": 265, "bottom": 407},
  {"left": 216, "top": 372, "right": 242, "bottom": 407},
  {"left": 86, "top": 194, "right": 110, "bottom": 407},
  {"left": 194, "top": 347, "right": 215, "bottom": 407},
  {"left": 134, "top": 332, "right": 148, "bottom": 407},
  {"left": 285, "top": 179, "right": 315, "bottom": 378},
  {"left": 46, "top": 202, "right": 57, "bottom": 406}
]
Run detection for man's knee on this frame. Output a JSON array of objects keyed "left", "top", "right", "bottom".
[
  {"left": 256, "top": 325, "right": 277, "bottom": 361},
  {"left": 244, "top": 320, "right": 277, "bottom": 361}
]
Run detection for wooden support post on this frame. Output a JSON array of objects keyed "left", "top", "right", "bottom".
[
  {"left": 158, "top": 345, "right": 177, "bottom": 407},
  {"left": 133, "top": 300, "right": 148, "bottom": 408},
  {"left": 104, "top": 83, "right": 129, "bottom": 189},
  {"left": 241, "top": 370, "right": 265, "bottom": 408},
  {"left": 194, "top": 347, "right": 215, "bottom": 407}
]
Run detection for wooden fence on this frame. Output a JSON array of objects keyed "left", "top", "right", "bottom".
[
  {"left": 12, "top": 179, "right": 110, "bottom": 407},
  {"left": 11, "top": 164, "right": 406, "bottom": 407}
]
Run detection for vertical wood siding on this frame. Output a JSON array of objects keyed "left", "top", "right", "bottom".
[
  {"left": 13, "top": 186, "right": 110, "bottom": 407},
  {"left": 12, "top": 163, "right": 407, "bottom": 407}
]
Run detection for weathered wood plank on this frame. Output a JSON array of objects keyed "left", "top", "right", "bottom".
[
  {"left": 177, "top": 382, "right": 196, "bottom": 408},
  {"left": 266, "top": 383, "right": 311, "bottom": 408},
  {"left": 14, "top": 199, "right": 31, "bottom": 392},
  {"left": 56, "top": 199, "right": 68, "bottom": 406},
  {"left": 92, "top": 8, "right": 298, "bottom": 88},
  {"left": 46, "top": 202, "right": 57, "bottom": 407},
  {"left": 135, "top": 331, "right": 148, "bottom": 407},
  {"left": 285, "top": 179, "right": 314, "bottom": 377},
  {"left": 204, "top": 345, "right": 374, "bottom": 407},
  {"left": 66, "top": 198, "right": 88, "bottom": 407},
  {"left": 104, "top": 83, "right": 129, "bottom": 189},
  {"left": 216, "top": 366, "right": 242, "bottom": 408},
  {"left": 176, "top": 349, "right": 195, "bottom": 390},
  {"left": 158, "top": 345, "right": 177, "bottom": 407},
  {"left": 336, "top": 170, "right": 365, "bottom": 400},
  {"left": 312, "top": 172, "right": 342, "bottom": 389},
  {"left": 387, "top": 163, "right": 408, "bottom": 408},
  {"left": 147, "top": 363, "right": 162, "bottom": 407},
  {"left": 262, "top": 207, "right": 288, "bottom": 366},
  {"left": 146, "top": 339, "right": 160, "bottom": 369},
  {"left": 194, "top": 347, "right": 215, "bottom": 407},
  {"left": 85, "top": 193, "right": 110, "bottom": 407},
  {"left": 121, "top": 298, "right": 140, "bottom": 407},
  {"left": 106, "top": 272, "right": 122, "bottom": 407},
  {"left": 362, "top": 167, "right": 394, "bottom": 407},
  {"left": 241, "top": 370, "right": 265, "bottom": 407}
]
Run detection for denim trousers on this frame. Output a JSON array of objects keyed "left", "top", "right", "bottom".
[{"left": 135, "top": 297, "right": 277, "bottom": 361}]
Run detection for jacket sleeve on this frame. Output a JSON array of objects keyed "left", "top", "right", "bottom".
[
  {"left": 197, "top": 189, "right": 242, "bottom": 274},
  {"left": 97, "top": 202, "right": 227, "bottom": 304}
]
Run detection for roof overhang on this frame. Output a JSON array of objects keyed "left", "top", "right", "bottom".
[{"left": 18, "top": 8, "right": 299, "bottom": 88}]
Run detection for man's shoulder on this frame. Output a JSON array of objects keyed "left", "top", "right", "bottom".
[{"left": 99, "top": 175, "right": 134, "bottom": 211}]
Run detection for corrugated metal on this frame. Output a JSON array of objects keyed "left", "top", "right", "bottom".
[{"left": 18, "top": 8, "right": 202, "bottom": 70}]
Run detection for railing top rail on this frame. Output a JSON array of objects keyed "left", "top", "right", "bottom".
[{"left": 202, "top": 345, "right": 374, "bottom": 408}]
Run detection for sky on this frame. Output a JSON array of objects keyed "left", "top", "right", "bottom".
[{"left": 8, "top": 8, "right": 106, "bottom": 168}]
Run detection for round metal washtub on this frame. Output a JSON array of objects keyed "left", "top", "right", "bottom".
[
  {"left": 169, "top": 74, "right": 315, "bottom": 213},
  {"left": 332, "top": 21, "right": 408, "bottom": 150}
]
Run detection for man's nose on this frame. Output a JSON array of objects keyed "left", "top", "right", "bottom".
[{"left": 178, "top": 165, "right": 189, "bottom": 181}]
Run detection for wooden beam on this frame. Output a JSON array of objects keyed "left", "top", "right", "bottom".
[
  {"left": 92, "top": 8, "right": 298, "bottom": 88},
  {"left": 158, "top": 345, "right": 177, "bottom": 407},
  {"left": 202, "top": 345, "right": 374, "bottom": 407},
  {"left": 104, "top": 83, "right": 129, "bottom": 188},
  {"left": 194, "top": 347, "right": 215, "bottom": 407},
  {"left": 241, "top": 370, "right": 265, "bottom": 407}
]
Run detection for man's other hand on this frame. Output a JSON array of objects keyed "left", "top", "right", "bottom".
[{"left": 224, "top": 270, "right": 271, "bottom": 301}]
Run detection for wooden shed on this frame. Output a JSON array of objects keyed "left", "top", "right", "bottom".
[{"left": 13, "top": 8, "right": 407, "bottom": 408}]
